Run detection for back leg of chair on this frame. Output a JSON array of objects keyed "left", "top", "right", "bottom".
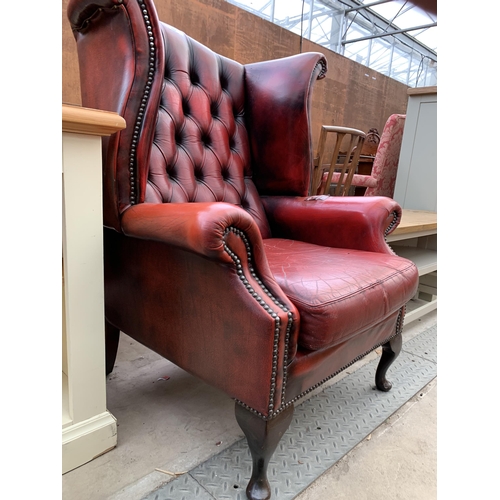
[
  {"left": 375, "top": 332, "right": 402, "bottom": 392},
  {"left": 105, "top": 320, "right": 120, "bottom": 376},
  {"left": 235, "top": 402, "right": 295, "bottom": 500}
]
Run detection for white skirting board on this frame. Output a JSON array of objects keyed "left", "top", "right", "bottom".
[{"left": 62, "top": 411, "right": 117, "bottom": 474}]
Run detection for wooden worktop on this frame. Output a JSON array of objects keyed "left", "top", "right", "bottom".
[
  {"left": 62, "top": 103, "right": 126, "bottom": 136},
  {"left": 392, "top": 209, "right": 437, "bottom": 236}
]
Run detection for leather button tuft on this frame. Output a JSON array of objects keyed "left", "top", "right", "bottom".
[
  {"left": 175, "top": 129, "right": 183, "bottom": 145},
  {"left": 189, "top": 70, "right": 199, "bottom": 85},
  {"left": 219, "top": 74, "right": 228, "bottom": 90},
  {"left": 210, "top": 101, "right": 218, "bottom": 118},
  {"left": 201, "top": 133, "right": 211, "bottom": 147}
]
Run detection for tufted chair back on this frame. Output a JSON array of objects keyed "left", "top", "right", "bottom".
[
  {"left": 69, "top": 0, "right": 327, "bottom": 236},
  {"left": 145, "top": 24, "right": 271, "bottom": 237}
]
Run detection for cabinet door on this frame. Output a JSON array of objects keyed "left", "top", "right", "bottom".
[{"left": 394, "top": 92, "right": 437, "bottom": 212}]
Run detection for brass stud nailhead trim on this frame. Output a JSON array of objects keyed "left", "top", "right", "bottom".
[
  {"left": 316, "top": 59, "right": 327, "bottom": 79},
  {"left": 223, "top": 227, "right": 292, "bottom": 418},
  {"left": 385, "top": 210, "right": 399, "bottom": 237},
  {"left": 235, "top": 303, "right": 406, "bottom": 421},
  {"left": 129, "top": 0, "right": 156, "bottom": 205},
  {"left": 385, "top": 210, "right": 400, "bottom": 255}
]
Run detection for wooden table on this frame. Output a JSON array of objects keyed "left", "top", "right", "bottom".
[
  {"left": 387, "top": 210, "right": 437, "bottom": 324},
  {"left": 389, "top": 209, "right": 437, "bottom": 239}
]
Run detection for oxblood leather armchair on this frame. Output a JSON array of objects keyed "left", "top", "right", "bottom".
[{"left": 67, "top": 1, "right": 419, "bottom": 498}]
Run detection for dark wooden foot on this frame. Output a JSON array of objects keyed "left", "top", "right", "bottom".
[
  {"left": 375, "top": 332, "right": 402, "bottom": 392},
  {"left": 235, "top": 403, "right": 294, "bottom": 500},
  {"left": 105, "top": 320, "right": 120, "bottom": 376}
]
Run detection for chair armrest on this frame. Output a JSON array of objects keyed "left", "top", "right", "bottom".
[
  {"left": 122, "top": 202, "right": 259, "bottom": 263},
  {"left": 244, "top": 52, "right": 327, "bottom": 197},
  {"left": 120, "top": 201, "right": 295, "bottom": 307},
  {"left": 261, "top": 195, "right": 402, "bottom": 254},
  {"left": 329, "top": 172, "right": 378, "bottom": 189},
  {"left": 117, "top": 202, "right": 300, "bottom": 415}
]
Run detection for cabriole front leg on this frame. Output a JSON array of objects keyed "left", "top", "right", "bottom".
[
  {"left": 375, "top": 332, "right": 402, "bottom": 392},
  {"left": 235, "top": 403, "right": 294, "bottom": 500}
]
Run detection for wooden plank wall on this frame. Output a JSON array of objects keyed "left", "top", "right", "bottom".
[{"left": 62, "top": 0, "right": 409, "bottom": 155}]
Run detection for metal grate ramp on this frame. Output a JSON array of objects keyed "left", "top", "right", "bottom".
[{"left": 143, "top": 324, "right": 437, "bottom": 500}]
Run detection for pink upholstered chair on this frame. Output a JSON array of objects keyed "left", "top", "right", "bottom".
[{"left": 328, "top": 114, "right": 406, "bottom": 198}]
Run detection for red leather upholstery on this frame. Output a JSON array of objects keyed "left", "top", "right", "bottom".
[
  {"left": 146, "top": 24, "right": 272, "bottom": 237},
  {"left": 68, "top": 3, "right": 420, "bottom": 496},
  {"left": 264, "top": 238, "right": 417, "bottom": 351},
  {"left": 68, "top": 0, "right": 419, "bottom": 423}
]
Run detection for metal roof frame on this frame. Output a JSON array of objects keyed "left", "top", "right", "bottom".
[{"left": 226, "top": 0, "right": 437, "bottom": 86}]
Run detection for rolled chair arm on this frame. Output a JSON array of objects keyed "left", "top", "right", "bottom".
[
  {"left": 122, "top": 202, "right": 260, "bottom": 263},
  {"left": 118, "top": 202, "right": 300, "bottom": 414},
  {"left": 67, "top": 0, "right": 124, "bottom": 30},
  {"left": 121, "top": 202, "right": 297, "bottom": 309},
  {"left": 261, "top": 195, "right": 402, "bottom": 254}
]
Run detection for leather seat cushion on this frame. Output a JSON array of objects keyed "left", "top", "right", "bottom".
[{"left": 263, "top": 238, "right": 418, "bottom": 351}]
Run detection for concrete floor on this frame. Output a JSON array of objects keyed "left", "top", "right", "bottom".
[{"left": 62, "top": 309, "right": 437, "bottom": 500}]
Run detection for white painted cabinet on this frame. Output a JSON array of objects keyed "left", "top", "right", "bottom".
[
  {"left": 386, "top": 209, "right": 437, "bottom": 324},
  {"left": 62, "top": 105, "right": 126, "bottom": 474},
  {"left": 394, "top": 87, "right": 437, "bottom": 212}
]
